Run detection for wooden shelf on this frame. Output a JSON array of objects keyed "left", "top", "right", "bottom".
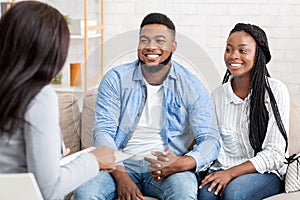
[
  {"left": 10, "top": 0, "right": 104, "bottom": 95},
  {"left": 50, "top": 84, "right": 97, "bottom": 93},
  {"left": 50, "top": 84, "right": 82, "bottom": 93},
  {"left": 51, "top": 0, "right": 104, "bottom": 95},
  {"left": 71, "top": 33, "right": 101, "bottom": 39},
  {"left": 82, "top": 0, "right": 104, "bottom": 94}
]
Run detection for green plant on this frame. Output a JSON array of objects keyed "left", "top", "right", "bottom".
[
  {"left": 51, "top": 72, "right": 62, "bottom": 84},
  {"left": 64, "top": 15, "right": 71, "bottom": 25}
]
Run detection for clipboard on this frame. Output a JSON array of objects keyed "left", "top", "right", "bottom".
[
  {"left": 60, "top": 146, "right": 134, "bottom": 166},
  {"left": 114, "top": 150, "right": 135, "bottom": 163}
]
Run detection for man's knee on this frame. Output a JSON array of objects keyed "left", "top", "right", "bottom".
[
  {"left": 165, "top": 171, "right": 198, "bottom": 199},
  {"left": 73, "top": 171, "right": 116, "bottom": 200}
]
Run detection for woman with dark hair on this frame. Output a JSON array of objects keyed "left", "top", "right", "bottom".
[
  {"left": 198, "top": 23, "right": 289, "bottom": 200},
  {"left": 0, "top": 1, "right": 115, "bottom": 199}
]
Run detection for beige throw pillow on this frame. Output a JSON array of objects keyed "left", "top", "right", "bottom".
[
  {"left": 81, "top": 89, "right": 97, "bottom": 149},
  {"left": 57, "top": 93, "right": 81, "bottom": 154}
]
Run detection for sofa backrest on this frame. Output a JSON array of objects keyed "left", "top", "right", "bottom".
[{"left": 80, "top": 92, "right": 300, "bottom": 155}]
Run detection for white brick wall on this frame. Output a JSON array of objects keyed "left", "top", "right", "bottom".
[
  {"left": 101, "top": 0, "right": 300, "bottom": 99},
  {"left": 44, "top": 0, "right": 300, "bottom": 99}
]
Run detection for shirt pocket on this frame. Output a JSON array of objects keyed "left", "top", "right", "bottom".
[
  {"left": 167, "top": 105, "right": 186, "bottom": 133},
  {"left": 220, "top": 127, "right": 240, "bottom": 156}
]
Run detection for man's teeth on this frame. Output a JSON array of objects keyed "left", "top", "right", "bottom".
[
  {"left": 147, "top": 54, "right": 159, "bottom": 58},
  {"left": 231, "top": 63, "right": 241, "bottom": 67}
]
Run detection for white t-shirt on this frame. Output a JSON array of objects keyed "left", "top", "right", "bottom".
[{"left": 124, "top": 81, "right": 165, "bottom": 160}]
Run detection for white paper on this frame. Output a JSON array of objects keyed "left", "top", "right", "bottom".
[
  {"left": 60, "top": 146, "right": 96, "bottom": 166},
  {"left": 114, "top": 150, "right": 135, "bottom": 163},
  {"left": 60, "top": 147, "right": 134, "bottom": 166}
]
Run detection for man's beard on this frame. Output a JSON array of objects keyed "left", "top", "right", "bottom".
[{"left": 139, "top": 53, "right": 173, "bottom": 73}]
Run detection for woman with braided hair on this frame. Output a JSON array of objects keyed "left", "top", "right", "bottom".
[{"left": 198, "top": 23, "right": 289, "bottom": 200}]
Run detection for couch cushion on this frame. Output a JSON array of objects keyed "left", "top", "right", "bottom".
[
  {"left": 57, "top": 93, "right": 81, "bottom": 154},
  {"left": 263, "top": 191, "right": 300, "bottom": 200},
  {"left": 81, "top": 89, "right": 97, "bottom": 149},
  {"left": 289, "top": 100, "right": 300, "bottom": 155}
]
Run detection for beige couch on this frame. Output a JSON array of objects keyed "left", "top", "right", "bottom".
[
  {"left": 57, "top": 91, "right": 300, "bottom": 200},
  {"left": 264, "top": 100, "right": 300, "bottom": 199}
]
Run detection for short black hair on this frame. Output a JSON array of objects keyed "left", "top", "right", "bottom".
[{"left": 140, "top": 13, "right": 175, "bottom": 32}]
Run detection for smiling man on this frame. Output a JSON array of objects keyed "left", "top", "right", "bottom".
[{"left": 74, "top": 13, "right": 220, "bottom": 200}]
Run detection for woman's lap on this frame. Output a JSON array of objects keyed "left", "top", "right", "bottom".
[{"left": 198, "top": 172, "right": 282, "bottom": 200}]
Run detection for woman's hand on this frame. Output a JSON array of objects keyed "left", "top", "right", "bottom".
[
  {"left": 199, "top": 170, "right": 234, "bottom": 195},
  {"left": 63, "top": 147, "right": 71, "bottom": 157},
  {"left": 91, "top": 146, "right": 116, "bottom": 172},
  {"left": 199, "top": 161, "right": 257, "bottom": 195}
]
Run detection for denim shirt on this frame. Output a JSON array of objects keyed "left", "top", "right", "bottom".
[{"left": 93, "top": 60, "right": 220, "bottom": 171}]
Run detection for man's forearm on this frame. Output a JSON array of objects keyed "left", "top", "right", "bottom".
[
  {"left": 112, "top": 165, "right": 129, "bottom": 180},
  {"left": 168, "top": 156, "right": 196, "bottom": 173}
]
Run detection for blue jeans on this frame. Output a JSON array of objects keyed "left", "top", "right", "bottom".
[
  {"left": 198, "top": 172, "right": 283, "bottom": 200},
  {"left": 74, "top": 159, "right": 198, "bottom": 200}
]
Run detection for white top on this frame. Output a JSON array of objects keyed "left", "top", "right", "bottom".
[
  {"left": 0, "top": 85, "right": 99, "bottom": 200},
  {"left": 124, "top": 81, "right": 165, "bottom": 160},
  {"left": 211, "top": 77, "right": 290, "bottom": 177}
]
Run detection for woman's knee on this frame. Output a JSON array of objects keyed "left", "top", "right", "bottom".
[
  {"left": 198, "top": 184, "right": 219, "bottom": 200},
  {"left": 221, "top": 173, "right": 282, "bottom": 200}
]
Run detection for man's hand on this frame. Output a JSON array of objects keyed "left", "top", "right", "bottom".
[
  {"left": 112, "top": 166, "right": 145, "bottom": 200},
  {"left": 144, "top": 150, "right": 179, "bottom": 181}
]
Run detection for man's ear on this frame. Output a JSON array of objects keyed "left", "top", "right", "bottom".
[{"left": 172, "top": 41, "right": 177, "bottom": 53}]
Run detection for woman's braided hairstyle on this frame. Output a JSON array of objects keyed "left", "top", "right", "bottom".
[{"left": 222, "top": 23, "right": 288, "bottom": 155}]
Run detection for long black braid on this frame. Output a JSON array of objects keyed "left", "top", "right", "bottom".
[{"left": 222, "top": 23, "right": 288, "bottom": 155}]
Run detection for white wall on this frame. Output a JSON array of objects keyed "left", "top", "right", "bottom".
[
  {"left": 44, "top": 0, "right": 300, "bottom": 99},
  {"left": 103, "top": 0, "right": 300, "bottom": 99}
]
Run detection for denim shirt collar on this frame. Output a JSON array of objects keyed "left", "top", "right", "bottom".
[{"left": 132, "top": 60, "right": 178, "bottom": 87}]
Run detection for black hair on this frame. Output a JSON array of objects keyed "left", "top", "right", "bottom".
[
  {"left": 222, "top": 23, "right": 288, "bottom": 155},
  {"left": 140, "top": 13, "right": 175, "bottom": 35},
  {"left": 0, "top": 1, "right": 70, "bottom": 136}
]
